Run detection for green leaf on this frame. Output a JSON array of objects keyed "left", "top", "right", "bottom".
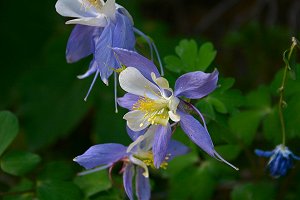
[
  {"left": 37, "top": 181, "right": 82, "bottom": 200},
  {"left": 164, "top": 152, "right": 198, "bottom": 176},
  {"left": 285, "top": 94, "right": 300, "bottom": 138},
  {"left": 0, "top": 111, "right": 19, "bottom": 156},
  {"left": 74, "top": 170, "right": 111, "bottom": 198},
  {"left": 196, "top": 100, "right": 216, "bottom": 120},
  {"left": 196, "top": 42, "right": 217, "bottom": 71},
  {"left": 169, "top": 164, "right": 216, "bottom": 200},
  {"left": 208, "top": 97, "right": 228, "bottom": 114},
  {"left": 164, "top": 39, "right": 217, "bottom": 73},
  {"left": 215, "top": 144, "right": 241, "bottom": 161},
  {"left": 3, "top": 179, "right": 34, "bottom": 200},
  {"left": 229, "top": 111, "right": 263, "bottom": 145},
  {"left": 164, "top": 55, "right": 183, "bottom": 73},
  {"left": 218, "top": 77, "right": 235, "bottom": 92},
  {"left": 245, "top": 86, "right": 271, "bottom": 109},
  {"left": 262, "top": 107, "right": 281, "bottom": 144},
  {"left": 210, "top": 89, "right": 244, "bottom": 114},
  {"left": 1, "top": 151, "right": 41, "bottom": 176},
  {"left": 231, "top": 182, "right": 275, "bottom": 200},
  {"left": 210, "top": 78, "right": 244, "bottom": 114},
  {"left": 38, "top": 161, "right": 76, "bottom": 181},
  {"left": 175, "top": 39, "right": 198, "bottom": 70}
]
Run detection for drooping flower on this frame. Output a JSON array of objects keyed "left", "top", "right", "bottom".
[
  {"left": 255, "top": 144, "right": 300, "bottom": 177},
  {"left": 74, "top": 137, "right": 189, "bottom": 200},
  {"left": 114, "top": 48, "right": 238, "bottom": 170},
  {"left": 55, "top": 0, "right": 136, "bottom": 99}
]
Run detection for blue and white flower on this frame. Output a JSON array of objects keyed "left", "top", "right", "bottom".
[
  {"left": 55, "top": 0, "right": 135, "bottom": 100},
  {"left": 114, "top": 48, "right": 238, "bottom": 170},
  {"left": 74, "top": 136, "right": 189, "bottom": 200},
  {"left": 255, "top": 144, "right": 300, "bottom": 177}
]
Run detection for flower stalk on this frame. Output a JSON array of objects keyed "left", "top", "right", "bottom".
[{"left": 278, "top": 37, "right": 298, "bottom": 147}]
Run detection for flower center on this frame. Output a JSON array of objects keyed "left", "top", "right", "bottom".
[
  {"left": 82, "top": 0, "right": 103, "bottom": 10},
  {"left": 135, "top": 151, "right": 169, "bottom": 170},
  {"left": 133, "top": 97, "right": 169, "bottom": 126}
]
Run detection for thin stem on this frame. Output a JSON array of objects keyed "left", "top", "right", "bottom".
[
  {"left": 278, "top": 37, "right": 297, "bottom": 146},
  {"left": 114, "top": 71, "right": 118, "bottom": 113},
  {"left": 133, "top": 28, "right": 164, "bottom": 76}
]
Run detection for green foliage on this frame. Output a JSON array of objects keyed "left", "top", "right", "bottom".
[
  {"left": 262, "top": 107, "right": 281, "bottom": 144},
  {"left": 196, "top": 77, "right": 244, "bottom": 124},
  {"left": 19, "top": 36, "right": 92, "bottom": 150},
  {"left": 164, "top": 39, "right": 216, "bottom": 73},
  {"left": 37, "top": 180, "right": 83, "bottom": 200},
  {"left": 0, "top": 111, "right": 19, "bottom": 156},
  {"left": 1, "top": 151, "right": 41, "bottom": 176},
  {"left": 215, "top": 145, "right": 241, "bottom": 161},
  {"left": 74, "top": 171, "right": 112, "bottom": 198},
  {"left": 3, "top": 179, "right": 35, "bottom": 200},
  {"left": 169, "top": 164, "right": 216, "bottom": 200},
  {"left": 231, "top": 182, "right": 275, "bottom": 200},
  {"left": 38, "top": 161, "right": 76, "bottom": 181},
  {"left": 229, "top": 110, "right": 263, "bottom": 145}
]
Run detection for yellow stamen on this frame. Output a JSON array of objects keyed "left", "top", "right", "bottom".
[
  {"left": 135, "top": 152, "right": 169, "bottom": 170},
  {"left": 82, "top": 0, "right": 103, "bottom": 10},
  {"left": 133, "top": 97, "right": 169, "bottom": 126},
  {"left": 113, "top": 65, "right": 127, "bottom": 73}
]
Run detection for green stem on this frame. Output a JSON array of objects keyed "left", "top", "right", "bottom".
[{"left": 278, "top": 37, "right": 297, "bottom": 147}]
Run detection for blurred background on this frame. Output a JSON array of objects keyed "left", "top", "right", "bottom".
[{"left": 1, "top": 0, "right": 300, "bottom": 199}]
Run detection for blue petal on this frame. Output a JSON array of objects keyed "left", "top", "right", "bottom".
[
  {"left": 178, "top": 110, "right": 215, "bottom": 156},
  {"left": 118, "top": 93, "right": 140, "bottom": 110},
  {"left": 126, "top": 126, "right": 147, "bottom": 141},
  {"left": 74, "top": 143, "right": 127, "bottom": 169},
  {"left": 66, "top": 25, "right": 101, "bottom": 63},
  {"left": 123, "top": 163, "right": 135, "bottom": 200},
  {"left": 269, "top": 153, "right": 287, "bottom": 177},
  {"left": 113, "top": 12, "right": 135, "bottom": 50},
  {"left": 174, "top": 69, "right": 219, "bottom": 99},
  {"left": 167, "top": 140, "right": 190, "bottom": 160},
  {"left": 291, "top": 152, "right": 300, "bottom": 160},
  {"left": 255, "top": 149, "right": 273, "bottom": 158},
  {"left": 112, "top": 48, "right": 160, "bottom": 81},
  {"left": 77, "top": 58, "right": 98, "bottom": 79},
  {"left": 153, "top": 124, "right": 172, "bottom": 168},
  {"left": 94, "top": 22, "right": 118, "bottom": 84},
  {"left": 136, "top": 166, "right": 151, "bottom": 200}
]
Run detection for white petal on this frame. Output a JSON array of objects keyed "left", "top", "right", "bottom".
[
  {"left": 127, "top": 135, "right": 145, "bottom": 153},
  {"left": 168, "top": 96, "right": 180, "bottom": 112},
  {"left": 151, "top": 72, "right": 169, "bottom": 89},
  {"left": 119, "top": 67, "right": 161, "bottom": 99},
  {"left": 168, "top": 111, "right": 180, "bottom": 122},
  {"left": 124, "top": 110, "right": 150, "bottom": 131},
  {"left": 129, "top": 155, "right": 149, "bottom": 178},
  {"left": 55, "top": 0, "right": 97, "bottom": 18},
  {"left": 66, "top": 16, "right": 108, "bottom": 27},
  {"left": 140, "top": 125, "right": 157, "bottom": 151},
  {"left": 101, "top": 0, "right": 116, "bottom": 20}
]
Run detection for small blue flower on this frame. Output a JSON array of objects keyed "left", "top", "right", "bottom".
[{"left": 255, "top": 144, "right": 300, "bottom": 178}]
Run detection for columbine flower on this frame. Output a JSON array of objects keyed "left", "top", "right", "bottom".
[
  {"left": 255, "top": 144, "right": 300, "bottom": 177},
  {"left": 114, "top": 48, "right": 238, "bottom": 170},
  {"left": 55, "top": 0, "right": 135, "bottom": 99},
  {"left": 74, "top": 138, "right": 188, "bottom": 200}
]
